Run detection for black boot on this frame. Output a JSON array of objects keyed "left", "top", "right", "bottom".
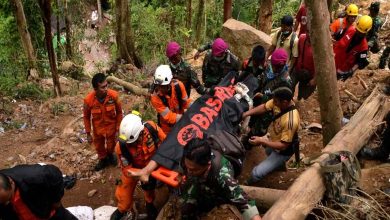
[
  {"left": 110, "top": 209, "right": 125, "bottom": 220},
  {"left": 108, "top": 153, "right": 118, "bottom": 166},
  {"left": 146, "top": 203, "right": 158, "bottom": 220},
  {"left": 360, "top": 147, "right": 388, "bottom": 161},
  {"left": 94, "top": 157, "right": 109, "bottom": 171}
]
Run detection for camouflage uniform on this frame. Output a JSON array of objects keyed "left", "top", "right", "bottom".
[
  {"left": 379, "top": 43, "right": 390, "bottom": 69},
  {"left": 181, "top": 153, "right": 259, "bottom": 220},
  {"left": 249, "top": 64, "right": 293, "bottom": 137},
  {"left": 366, "top": 16, "right": 382, "bottom": 53},
  {"left": 198, "top": 43, "right": 240, "bottom": 88},
  {"left": 169, "top": 59, "right": 206, "bottom": 96}
]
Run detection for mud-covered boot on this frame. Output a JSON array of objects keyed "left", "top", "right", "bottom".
[
  {"left": 108, "top": 153, "right": 118, "bottom": 166},
  {"left": 94, "top": 157, "right": 109, "bottom": 171},
  {"left": 110, "top": 209, "right": 125, "bottom": 220},
  {"left": 146, "top": 203, "right": 158, "bottom": 220}
]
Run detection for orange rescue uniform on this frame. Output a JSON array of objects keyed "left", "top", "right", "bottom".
[
  {"left": 10, "top": 189, "right": 55, "bottom": 220},
  {"left": 83, "top": 89, "right": 123, "bottom": 159},
  {"left": 114, "top": 121, "right": 166, "bottom": 213},
  {"left": 150, "top": 79, "right": 192, "bottom": 134}
]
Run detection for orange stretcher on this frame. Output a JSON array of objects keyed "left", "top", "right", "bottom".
[{"left": 126, "top": 167, "right": 181, "bottom": 188}]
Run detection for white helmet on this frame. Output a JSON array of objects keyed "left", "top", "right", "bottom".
[
  {"left": 119, "top": 113, "right": 144, "bottom": 143},
  {"left": 154, "top": 65, "right": 173, "bottom": 85}
]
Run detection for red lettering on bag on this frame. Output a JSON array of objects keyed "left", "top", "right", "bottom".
[
  {"left": 206, "top": 98, "right": 222, "bottom": 112},
  {"left": 200, "top": 107, "right": 218, "bottom": 122},
  {"left": 191, "top": 114, "right": 210, "bottom": 130},
  {"left": 177, "top": 124, "right": 204, "bottom": 145}
]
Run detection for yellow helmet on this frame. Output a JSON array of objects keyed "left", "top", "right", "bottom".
[
  {"left": 346, "top": 4, "right": 359, "bottom": 16},
  {"left": 356, "top": 15, "right": 373, "bottom": 34}
]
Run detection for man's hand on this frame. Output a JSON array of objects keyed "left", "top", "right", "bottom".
[
  {"left": 86, "top": 133, "right": 93, "bottom": 144},
  {"left": 248, "top": 136, "right": 267, "bottom": 146},
  {"left": 336, "top": 69, "right": 353, "bottom": 81},
  {"left": 194, "top": 51, "right": 201, "bottom": 60},
  {"left": 127, "top": 169, "right": 150, "bottom": 183}
]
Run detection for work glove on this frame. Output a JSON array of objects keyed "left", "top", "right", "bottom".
[{"left": 336, "top": 69, "right": 354, "bottom": 81}]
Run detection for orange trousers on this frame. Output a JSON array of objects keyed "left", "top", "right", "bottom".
[
  {"left": 115, "top": 174, "right": 156, "bottom": 213},
  {"left": 93, "top": 133, "right": 116, "bottom": 159}
]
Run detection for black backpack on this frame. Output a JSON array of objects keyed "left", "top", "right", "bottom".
[
  {"left": 119, "top": 122, "right": 160, "bottom": 164},
  {"left": 207, "top": 130, "right": 246, "bottom": 177}
]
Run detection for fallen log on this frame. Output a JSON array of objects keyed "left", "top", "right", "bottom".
[
  {"left": 106, "top": 75, "right": 149, "bottom": 96},
  {"left": 263, "top": 84, "right": 390, "bottom": 220}
]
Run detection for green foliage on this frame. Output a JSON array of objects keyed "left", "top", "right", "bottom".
[
  {"left": 0, "top": 75, "right": 51, "bottom": 100},
  {"left": 272, "top": 0, "right": 301, "bottom": 28}
]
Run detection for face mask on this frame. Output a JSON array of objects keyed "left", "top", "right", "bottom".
[
  {"left": 170, "top": 60, "right": 181, "bottom": 69},
  {"left": 282, "top": 30, "right": 291, "bottom": 36},
  {"left": 213, "top": 55, "right": 225, "bottom": 62}
]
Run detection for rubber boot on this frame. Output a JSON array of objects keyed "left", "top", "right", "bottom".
[
  {"left": 110, "top": 209, "right": 125, "bottom": 220},
  {"left": 146, "top": 203, "right": 158, "bottom": 220}
]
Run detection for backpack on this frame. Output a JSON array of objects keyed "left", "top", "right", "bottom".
[
  {"left": 320, "top": 150, "right": 361, "bottom": 204},
  {"left": 119, "top": 122, "right": 160, "bottom": 164},
  {"left": 207, "top": 130, "right": 246, "bottom": 178},
  {"left": 276, "top": 30, "right": 297, "bottom": 59}
]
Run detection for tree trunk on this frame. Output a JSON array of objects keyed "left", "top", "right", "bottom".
[
  {"left": 11, "top": 0, "right": 39, "bottom": 79},
  {"left": 115, "top": 0, "right": 143, "bottom": 68},
  {"left": 185, "top": 0, "right": 192, "bottom": 53},
  {"left": 223, "top": 0, "right": 232, "bottom": 22},
  {"left": 306, "top": 0, "right": 342, "bottom": 146},
  {"left": 106, "top": 76, "right": 149, "bottom": 96},
  {"left": 38, "top": 0, "right": 62, "bottom": 97},
  {"left": 97, "top": 0, "right": 102, "bottom": 23},
  {"left": 240, "top": 186, "right": 285, "bottom": 209},
  {"left": 263, "top": 85, "right": 390, "bottom": 220},
  {"left": 257, "top": 0, "right": 273, "bottom": 34},
  {"left": 55, "top": 0, "right": 61, "bottom": 64},
  {"left": 64, "top": 0, "right": 72, "bottom": 59},
  {"left": 327, "top": 0, "right": 333, "bottom": 22},
  {"left": 195, "top": 0, "right": 204, "bottom": 44}
]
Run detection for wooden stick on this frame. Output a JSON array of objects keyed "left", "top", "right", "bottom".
[
  {"left": 106, "top": 75, "right": 149, "bottom": 96},
  {"left": 343, "top": 89, "right": 362, "bottom": 104},
  {"left": 356, "top": 75, "right": 368, "bottom": 90}
]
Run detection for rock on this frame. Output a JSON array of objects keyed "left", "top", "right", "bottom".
[
  {"left": 87, "top": 189, "right": 98, "bottom": 197},
  {"left": 367, "top": 53, "right": 380, "bottom": 70},
  {"left": 18, "top": 154, "right": 27, "bottom": 164},
  {"left": 221, "top": 19, "right": 272, "bottom": 61},
  {"left": 94, "top": 206, "right": 117, "bottom": 220},
  {"left": 306, "top": 122, "right": 322, "bottom": 133},
  {"left": 7, "top": 157, "right": 14, "bottom": 161},
  {"left": 66, "top": 206, "right": 94, "bottom": 220}
]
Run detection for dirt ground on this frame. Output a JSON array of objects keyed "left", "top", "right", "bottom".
[{"left": 1, "top": 0, "right": 390, "bottom": 219}]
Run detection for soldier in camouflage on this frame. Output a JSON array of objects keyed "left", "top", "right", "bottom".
[
  {"left": 366, "top": 2, "right": 382, "bottom": 53},
  {"left": 379, "top": 44, "right": 390, "bottom": 69},
  {"left": 194, "top": 38, "right": 240, "bottom": 88},
  {"left": 166, "top": 42, "right": 206, "bottom": 96},
  {"left": 180, "top": 138, "right": 261, "bottom": 220}
]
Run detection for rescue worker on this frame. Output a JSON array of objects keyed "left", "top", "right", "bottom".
[
  {"left": 0, "top": 164, "right": 77, "bottom": 220},
  {"left": 330, "top": 4, "right": 358, "bottom": 41},
  {"left": 366, "top": 2, "right": 382, "bottom": 53},
  {"left": 248, "top": 48, "right": 293, "bottom": 138},
  {"left": 110, "top": 112, "right": 166, "bottom": 220},
  {"left": 181, "top": 138, "right": 261, "bottom": 220},
  {"left": 267, "top": 15, "right": 298, "bottom": 70},
  {"left": 291, "top": 31, "right": 316, "bottom": 100},
  {"left": 243, "top": 86, "right": 300, "bottom": 184},
  {"left": 194, "top": 38, "right": 240, "bottom": 88},
  {"left": 83, "top": 73, "right": 123, "bottom": 171},
  {"left": 150, "top": 65, "right": 192, "bottom": 134},
  {"left": 294, "top": 2, "right": 308, "bottom": 37},
  {"left": 239, "top": 45, "right": 266, "bottom": 82},
  {"left": 166, "top": 41, "right": 206, "bottom": 96},
  {"left": 334, "top": 15, "right": 372, "bottom": 81}
]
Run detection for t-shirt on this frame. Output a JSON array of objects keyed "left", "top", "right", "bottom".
[
  {"left": 295, "top": 34, "right": 315, "bottom": 77},
  {"left": 271, "top": 31, "right": 299, "bottom": 66},
  {"left": 265, "top": 100, "right": 300, "bottom": 143},
  {"left": 296, "top": 4, "right": 308, "bottom": 36}
]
